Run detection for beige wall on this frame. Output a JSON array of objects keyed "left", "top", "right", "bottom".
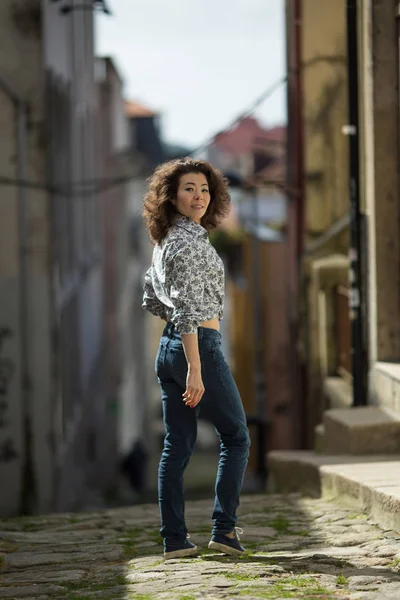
[
  {"left": 302, "top": 0, "right": 348, "bottom": 238},
  {"left": 299, "top": 0, "right": 351, "bottom": 447}
]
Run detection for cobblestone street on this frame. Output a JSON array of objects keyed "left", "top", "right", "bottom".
[{"left": 2, "top": 493, "right": 400, "bottom": 599}]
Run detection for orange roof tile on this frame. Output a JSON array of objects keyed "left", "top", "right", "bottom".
[
  {"left": 125, "top": 100, "right": 158, "bottom": 118},
  {"left": 212, "top": 117, "right": 285, "bottom": 155}
]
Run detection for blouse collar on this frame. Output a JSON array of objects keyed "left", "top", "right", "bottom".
[{"left": 173, "top": 213, "right": 208, "bottom": 239}]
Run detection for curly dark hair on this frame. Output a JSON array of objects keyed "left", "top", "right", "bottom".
[{"left": 142, "top": 157, "right": 231, "bottom": 243}]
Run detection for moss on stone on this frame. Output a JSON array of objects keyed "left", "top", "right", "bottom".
[
  {"left": 267, "top": 516, "right": 290, "bottom": 533},
  {"left": 336, "top": 573, "right": 348, "bottom": 586},
  {"left": 222, "top": 571, "right": 260, "bottom": 581},
  {"left": 237, "top": 575, "right": 336, "bottom": 599}
]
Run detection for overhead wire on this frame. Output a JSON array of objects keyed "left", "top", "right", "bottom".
[{"left": 0, "top": 54, "right": 345, "bottom": 201}]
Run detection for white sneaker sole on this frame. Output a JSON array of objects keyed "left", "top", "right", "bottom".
[
  {"left": 208, "top": 540, "right": 243, "bottom": 556},
  {"left": 164, "top": 545, "right": 199, "bottom": 560}
]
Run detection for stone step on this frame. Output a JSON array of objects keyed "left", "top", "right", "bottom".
[
  {"left": 268, "top": 450, "right": 400, "bottom": 531},
  {"left": 323, "top": 377, "right": 352, "bottom": 410},
  {"left": 322, "top": 406, "right": 400, "bottom": 454}
]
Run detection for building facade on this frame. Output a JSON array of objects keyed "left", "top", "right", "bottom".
[
  {"left": 285, "top": 0, "right": 400, "bottom": 450},
  {"left": 0, "top": 0, "right": 118, "bottom": 516},
  {"left": 286, "top": 0, "right": 351, "bottom": 448}
]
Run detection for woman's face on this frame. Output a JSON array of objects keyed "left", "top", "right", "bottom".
[{"left": 174, "top": 172, "right": 210, "bottom": 224}]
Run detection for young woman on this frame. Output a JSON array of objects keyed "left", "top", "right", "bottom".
[{"left": 142, "top": 157, "right": 250, "bottom": 560}]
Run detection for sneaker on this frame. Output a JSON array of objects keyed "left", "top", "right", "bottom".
[
  {"left": 208, "top": 527, "right": 245, "bottom": 556},
  {"left": 164, "top": 534, "right": 199, "bottom": 560}
]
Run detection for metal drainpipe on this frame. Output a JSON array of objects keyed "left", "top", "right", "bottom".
[
  {"left": 249, "top": 187, "right": 268, "bottom": 487},
  {"left": 0, "top": 76, "right": 35, "bottom": 512},
  {"left": 288, "top": 0, "right": 307, "bottom": 447},
  {"left": 294, "top": 0, "right": 305, "bottom": 261},
  {"left": 345, "top": 0, "right": 367, "bottom": 407}
]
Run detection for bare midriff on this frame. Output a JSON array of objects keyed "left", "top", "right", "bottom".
[{"left": 199, "top": 317, "right": 220, "bottom": 331}]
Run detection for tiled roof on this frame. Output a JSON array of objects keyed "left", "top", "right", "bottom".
[
  {"left": 212, "top": 117, "right": 285, "bottom": 155},
  {"left": 125, "top": 100, "right": 158, "bottom": 118}
]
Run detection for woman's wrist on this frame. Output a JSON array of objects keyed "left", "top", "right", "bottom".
[{"left": 187, "top": 361, "right": 201, "bottom": 370}]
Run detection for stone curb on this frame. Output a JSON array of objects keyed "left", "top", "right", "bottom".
[{"left": 268, "top": 450, "right": 400, "bottom": 532}]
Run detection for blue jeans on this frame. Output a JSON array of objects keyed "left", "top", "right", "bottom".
[{"left": 155, "top": 322, "right": 250, "bottom": 548}]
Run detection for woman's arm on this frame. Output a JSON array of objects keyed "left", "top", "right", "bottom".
[
  {"left": 165, "top": 244, "right": 209, "bottom": 408},
  {"left": 142, "top": 267, "right": 167, "bottom": 321},
  {"left": 181, "top": 333, "right": 204, "bottom": 408}
]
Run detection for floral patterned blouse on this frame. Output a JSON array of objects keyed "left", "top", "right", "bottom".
[{"left": 142, "top": 214, "right": 225, "bottom": 334}]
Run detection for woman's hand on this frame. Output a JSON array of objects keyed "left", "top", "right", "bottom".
[
  {"left": 180, "top": 333, "right": 204, "bottom": 408},
  {"left": 182, "top": 365, "right": 205, "bottom": 408}
]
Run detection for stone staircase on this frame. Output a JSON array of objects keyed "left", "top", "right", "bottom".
[
  {"left": 268, "top": 404, "right": 400, "bottom": 531},
  {"left": 320, "top": 406, "right": 400, "bottom": 455}
]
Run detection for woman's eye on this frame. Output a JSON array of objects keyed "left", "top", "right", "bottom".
[{"left": 185, "top": 187, "right": 194, "bottom": 192}]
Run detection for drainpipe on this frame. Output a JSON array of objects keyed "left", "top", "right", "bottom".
[
  {"left": 286, "top": 0, "right": 306, "bottom": 447},
  {"left": 249, "top": 185, "right": 268, "bottom": 487},
  {"left": 345, "top": 0, "right": 367, "bottom": 407},
  {"left": 293, "top": 0, "right": 307, "bottom": 446},
  {"left": 0, "top": 76, "right": 35, "bottom": 512},
  {"left": 294, "top": 0, "right": 305, "bottom": 261}
]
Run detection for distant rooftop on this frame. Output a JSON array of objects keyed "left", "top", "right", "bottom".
[
  {"left": 125, "top": 100, "right": 158, "bottom": 118},
  {"left": 212, "top": 117, "right": 286, "bottom": 156}
]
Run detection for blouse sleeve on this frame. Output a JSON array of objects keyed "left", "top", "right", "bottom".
[
  {"left": 165, "top": 244, "right": 209, "bottom": 334},
  {"left": 142, "top": 267, "right": 167, "bottom": 320}
]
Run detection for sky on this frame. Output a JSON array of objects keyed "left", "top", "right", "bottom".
[{"left": 96, "top": 0, "right": 287, "bottom": 148}]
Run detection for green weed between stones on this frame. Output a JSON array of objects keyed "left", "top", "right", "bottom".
[
  {"left": 121, "top": 527, "right": 159, "bottom": 558},
  {"left": 21, "top": 521, "right": 42, "bottom": 532},
  {"left": 1, "top": 517, "right": 38, "bottom": 532},
  {"left": 336, "top": 573, "right": 348, "bottom": 586},
  {"left": 220, "top": 571, "right": 260, "bottom": 581},
  {"left": 193, "top": 524, "right": 213, "bottom": 535},
  {"left": 123, "top": 543, "right": 136, "bottom": 559},
  {"left": 288, "top": 530, "right": 310, "bottom": 537},
  {"left": 148, "top": 559, "right": 164, "bottom": 567},
  {"left": 62, "top": 574, "right": 126, "bottom": 593},
  {"left": 236, "top": 549, "right": 255, "bottom": 560},
  {"left": 389, "top": 556, "right": 400, "bottom": 569},
  {"left": 200, "top": 547, "right": 216, "bottom": 556},
  {"left": 1, "top": 540, "right": 18, "bottom": 553},
  {"left": 122, "top": 526, "right": 146, "bottom": 539},
  {"left": 238, "top": 575, "right": 334, "bottom": 598},
  {"left": 146, "top": 530, "right": 163, "bottom": 543},
  {"left": 267, "top": 516, "right": 290, "bottom": 533}
]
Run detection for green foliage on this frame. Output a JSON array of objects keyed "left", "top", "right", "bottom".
[
  {"left": 336, "top": 573, "right": 348, "bottom": 585},
  {"left": 267, "top": 516, "right": 290, "bottom": 532},
  {"left": 238, "top": 575, "right": 335, "bottom": 598}
]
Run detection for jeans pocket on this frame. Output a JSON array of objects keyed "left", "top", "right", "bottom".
[
  {"left": 210, "top": 343, "right": 227, "bottom": 374},
  {"left": 155, "top": 344, "right": 163, "bottom": 375}
]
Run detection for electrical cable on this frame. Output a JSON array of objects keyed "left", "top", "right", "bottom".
[{"left": 0, "top": 54, "right": 344, "bottom": 200}]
